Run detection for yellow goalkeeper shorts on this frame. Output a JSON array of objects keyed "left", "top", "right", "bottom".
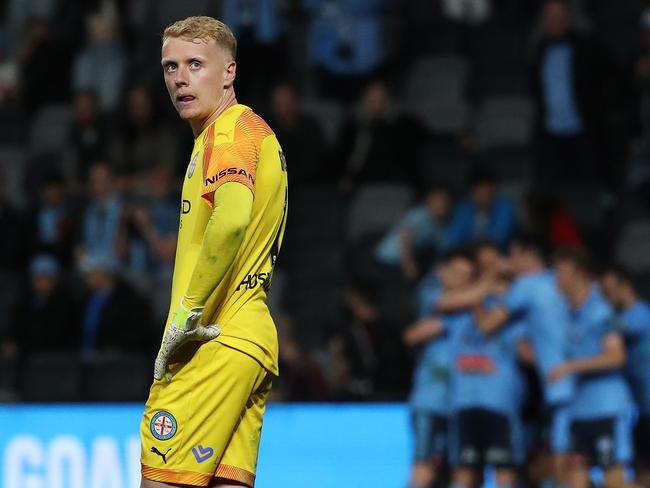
[{"left": 140, "top": 340, "right": 272, "bottom": 487}]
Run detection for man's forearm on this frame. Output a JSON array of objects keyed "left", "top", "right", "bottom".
[
  {"left": 436, "top": 279, "right": 490, "bottom": 313},
  {"left": 182, "top": 183, "right": 253, "bottom": 308},
  {"left": 568, "top": 352, "right": 625, "bottom": 375},
  {"left": 568, "top": 335, "right": 627, "bottom": 375}
]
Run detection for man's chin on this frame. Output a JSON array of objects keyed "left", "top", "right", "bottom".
[{"left": 176, "top": 106, "right": 201, "bottom": 121}]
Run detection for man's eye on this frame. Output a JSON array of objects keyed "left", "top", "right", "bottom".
[
  {"left": 190, "top": 61, "right": 201, "bottom": 69},
  {"left": 165, "top": 64, "right": 177, "bottom": 73}
]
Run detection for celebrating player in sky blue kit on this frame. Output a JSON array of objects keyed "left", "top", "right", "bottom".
[
  {"left": 403, "top": 250, "right": 475, "bottom": 488},
  {"left": 550, "top": 249, "right": 633, "bottom": 488},
  {"left": 475, "top": 237, "right": 574, "bottom": 488},
  {"left": 448, "top": 277, "right": 526, "bottom": 488},
  {"left": 601, "top": 265, "right": 650, "bottom": 488}
]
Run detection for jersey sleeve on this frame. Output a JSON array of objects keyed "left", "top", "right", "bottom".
[
  {"left": 401, "top": 207, "right": 427, "bottom": 231},
  {"left": 201, "top": 110, "right": 274, "bottom": 207},
  {"left": 620, "top": 307, "right": 649, "bottom": 337},
  {"left": 417, "top": 287, "right": 443, "bottom": 318},
  {"left": 504, "top": 277, "right": 528, "bottom": 314}
]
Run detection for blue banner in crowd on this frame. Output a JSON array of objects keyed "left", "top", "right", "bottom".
[{"left": 0, "top": 403, "right": 411, "bottom": 488}]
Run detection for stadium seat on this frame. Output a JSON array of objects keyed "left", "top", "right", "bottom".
[
  {"left": 0, "top": 357, "right": 17, "bottom": 401},
  {"left": 407, "top": 55, "right": 469, "bottom": 101},
  {"left": 28, "top": 104, "right": 71, "bottom": 156},
  {"left": 0, "top": 146, "right": 26, "bottom": 208},
  {"left": 288, "top": 244, "right": 343, "bottom": 283},
  {"left": 499, "top": 180, "right": 528, "bottom": 220},
  {"left": 83, "top": 354, "right": 151, "bottom": 402},
  {"left": 21, "top": 353, "right": 82, "bottom": 402},
  {"left": 405, "top": 55, "right": 470, "bottom": 133},
  {"left": 616, "top": 219, "right": 650, "bottom": 274},
  {"left": 154, "top": 0, "right": 219, "bottom": 33},
  {"left": 286, "top": 284, "right": 344, "bottom": 347},
  {"left": 281, "top": 185, "right": 345, "bottom": 273},
  {"left": 478, "top": 145, "right": 533, "bottom": 182},
  {"left": 474, "top": 95, "right": 533, "bottom": 150},
  {"left": 346, "top": 184, "right": 414, "bottom": 243},
  {"left": 469, "top": 65, "right": 528, "bottom": 100},
  {"left": 301, "top": 99, "right": 346, "bottom": 147},
  {"left": 634, "top": 272, "right": 650, "bottom": 301},
  {"left": 417, "top": 140, "right": 470, "bottom": 192},
  {"left": 0, "top": 271, "right": 20, "bottom": 338},
  {"left": 289, "top": 185, "right": 345, "bottom": 241}
]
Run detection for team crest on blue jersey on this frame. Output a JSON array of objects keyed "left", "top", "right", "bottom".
[
  {"left": 150, "top": 411, "right": 177, "bottom": 441},
  {"left": 187, "top": 152, "right": 199, "bottom": 179}
]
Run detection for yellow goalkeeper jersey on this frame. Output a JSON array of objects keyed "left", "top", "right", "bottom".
[{"left": 169, "top": 103, "right": 287, "bottom": 375}]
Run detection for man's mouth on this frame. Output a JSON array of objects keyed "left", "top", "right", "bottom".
[{"left": 177, "top": 95, "right": 196, "bottom": 104}]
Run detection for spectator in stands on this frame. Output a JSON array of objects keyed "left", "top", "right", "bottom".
[
  {"left": 440, "top": 0, "right": 492, "bottom": 25},
  {"left": 0, "top": 166, "right": 27, "bottom": 272},
  {"left": 72, "top": 12, "right": 126, "bottom": 113},
  {"left": 601, "top": 265, "right": 650, "bottom": 488},
  {"left": 77, "top": 162, "right": 125, "bottom": 263},
  {"left": 124, "top": 165, "right": 178, "bottom": 321},
  {"left": 323, "top": 284, "right": 380, "bottom": 400},
  {"left": 375, "top": 186, "right": 451, "bottom": 282},
  {"left": 222, "top": 0, "right": 287, "bottom": 101},
  {"left": 338, "top": 80, "right": 420, "bottom": 192},
  {"left": 19, "top": 17, "right": 72, "bottom": 115},
  {"left": 79, "top": 253, "right": 153, "bottom": 357},
  {"left": 2, "top": 254, "right": 80, "bottom": 357},
  {"left": 531, "top": 0, "right": 622, "bottom": 187},
  {"left": 65, "top": 89, "right": 109, "bottom": 187},
  {"left": 525, "top": 191, "right": 583, "bottom": 248},
  {"left": 111, "top": 85, "right": 178, "bottom": 192},
  {"left": 447, "top": 167, "right": 517, "bottom": 251},
  {"left": 0, "top": 167, "right": 27, "bottom": 338},
  {"left": 631, "top": 8, "right": 650, "bottom": 147},
  {"left": 551, "top": 248, "right": 633, "bottom": 488},
  {"left": 29, "top": 172, "right": 76, "bottom": 266},
  {"left": 273, "top": 316, "right": 329, "bottom": 402},
  {"left": 0, "top": 31, "right": 18, "bottom": 105},
  {"left": 267, "top": 81, "right": 327, "bottom": 187},
  {"left": 304, "top": 0, "right": 387, "bottom": 101}
]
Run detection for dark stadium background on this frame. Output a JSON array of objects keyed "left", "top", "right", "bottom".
[{"left": 0, "top": 0, "right": 648, "bottom": 487}]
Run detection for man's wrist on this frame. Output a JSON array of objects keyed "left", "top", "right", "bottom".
[
  {"left": 180, "top": 297, "right": 204, "bottom": 311},
  {"left": 171, "top": 298, "right": 204, "bottom": 330}
]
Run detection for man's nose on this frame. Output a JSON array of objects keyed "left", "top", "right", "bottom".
[{"left": 174, "top": 66, "right": 189, "bottom": 87}]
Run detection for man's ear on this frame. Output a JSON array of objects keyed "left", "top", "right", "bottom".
[{"left": 224, "top": 60, "right": 236, "bottom": 88}]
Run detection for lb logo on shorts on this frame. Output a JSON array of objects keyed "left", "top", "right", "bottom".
[{"left": 150, "top": 411, "right": 177, "bottom": 441}]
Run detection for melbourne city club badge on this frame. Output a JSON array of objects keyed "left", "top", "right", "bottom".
[{"left": 150, "top": 411, "right": 177, "bottom": 441}]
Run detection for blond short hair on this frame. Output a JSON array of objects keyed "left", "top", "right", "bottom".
[{"left": 163, "top": 16, "right": 237, "bottom": 60}]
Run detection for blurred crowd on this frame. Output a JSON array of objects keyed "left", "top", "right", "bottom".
[
  {"left": 0, "top": 0, "right": 649, "bottom": 484},
  {"left": 0, "top": 0, "right": 645, "bottom": 410}
]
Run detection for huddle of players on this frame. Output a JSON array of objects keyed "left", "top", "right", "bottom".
[{"left": 404, "top": 237, "right": 650, "bottom": 488}]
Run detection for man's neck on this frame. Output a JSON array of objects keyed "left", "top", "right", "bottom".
[
  {"left": 621, "top": 287, "right": 638, "bottom": 310},
  {"left": 520, "top": 260, "right": 544, "bottom": 276},
  {"left": 191, "top": 89, "right": 237, "bottom": 137},
  {"left": 570, "top": 279, "right": 591, "bottom": 309}
]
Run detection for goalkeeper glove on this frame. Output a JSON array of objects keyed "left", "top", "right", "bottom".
[{"left": 153, "top": 300, "right": 221, "bottom": 381}]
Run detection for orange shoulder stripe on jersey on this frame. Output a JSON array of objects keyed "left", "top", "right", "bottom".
[
  {"left": 201, "top": 123, "right": 216, "bottom": 183},
  {"left": 200, "top": 109, "right": 273, "bottom": 206}
]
